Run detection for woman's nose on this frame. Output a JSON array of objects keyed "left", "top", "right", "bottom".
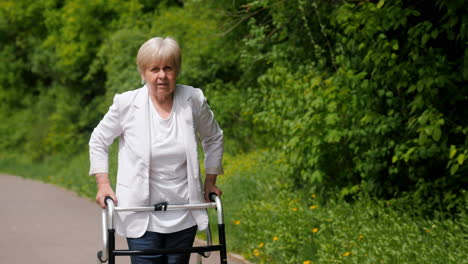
[{"left": 158, "top": 70, "right": 167, "bottom": 79}]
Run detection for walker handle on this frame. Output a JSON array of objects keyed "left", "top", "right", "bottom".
[
  {"left": 209, "top": 192, "right": 224, "bottom": 225},
  {"left": 104, "top": 196, "right": 114, "bottom": 206},
  {"left": 209, "top": 192, "right": 218, "bottom": 202}
]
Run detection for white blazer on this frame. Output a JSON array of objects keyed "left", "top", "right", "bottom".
[{"left": 89, "top": 84, "right": 224, "bottom": 238}]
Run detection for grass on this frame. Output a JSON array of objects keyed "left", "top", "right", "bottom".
[
  {"left": 214, "top": 150, "right": 468, "bottom": 264},
  {"left": 1, "top": 149, "right": 467, "bottom": 264}
]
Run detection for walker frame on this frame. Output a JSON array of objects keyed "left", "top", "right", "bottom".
[{"left": 97, "top": 193, "right": 227, "bottom": 264}]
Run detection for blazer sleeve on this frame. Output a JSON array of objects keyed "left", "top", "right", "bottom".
[
  {"left": 89, "top": 94, "right": 123, "bottom": 175},
  {"left": 193, "top": 88, "right": 224, "bottom": 175}
]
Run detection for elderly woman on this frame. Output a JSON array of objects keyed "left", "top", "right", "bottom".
[{"left": 89, "top": 37, "right": 224, "bottom": 264}]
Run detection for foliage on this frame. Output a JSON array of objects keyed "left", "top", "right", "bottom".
[
  {"left": 0, "top": 0, "right": 246, "bottom": 158},
  {"left": 218, "top": 150, "right": 468, "bottom": 263},
  {"left": 234, "top": 0, "right": 468, "bottom": 210}
]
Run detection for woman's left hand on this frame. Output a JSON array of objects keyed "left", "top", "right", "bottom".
[{"left": 204, "top": 174, "right": 222, "bottom": 202}]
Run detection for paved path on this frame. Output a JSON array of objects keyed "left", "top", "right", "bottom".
[{"left": 0, "top": 174, "right": 247, "bottom": 264}]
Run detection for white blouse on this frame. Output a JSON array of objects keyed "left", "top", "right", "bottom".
[{"left": 147, "top": 97, "right": 196, "bottom": 233}]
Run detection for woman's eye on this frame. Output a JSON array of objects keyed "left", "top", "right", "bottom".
[
  {"left": 163, "top": 66, "right": 173, "bottom": 71},
  {"left": 151, "top": 67, "right": 160, "bottom": 72}
]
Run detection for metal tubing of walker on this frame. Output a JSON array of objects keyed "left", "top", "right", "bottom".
[
  {"left": 204, "top": 225, "right": 213, "bottom": 257},
  {"left": 210, "top": 194, "right": 227, "bottom": 264},
  {"left": 218, "top": 223, "right": 227, "bottom": 264},
  {"left": 108, "top": 228, "right": 115, "bottom": 264},
  {"left": 100, "top": 210, "right": 109, "bottom": 262},
  {"left": 115, "top": 203, "right": 217, "bottom": 212},
  {"left": 100, "top": 195, "right": 226, "bottom": 263},
  {"left": 107, "top": 198, "right": 116, "bottom": 264},
  {"left": 106, "top": 198, "right": 115, "bottom": 229},
  {"left": 212, "top": 195, "right": 224, "bottom": 225}
]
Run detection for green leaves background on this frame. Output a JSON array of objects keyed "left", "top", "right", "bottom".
[{"left": 0, "top": 0, "right": 467, "bottom": 227}]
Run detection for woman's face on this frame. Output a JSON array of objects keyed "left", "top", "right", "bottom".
[{"left": 142, "top": 60, "right": 177, "bottom": 98}]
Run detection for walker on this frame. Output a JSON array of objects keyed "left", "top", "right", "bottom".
[{"left": 97, "top": 193, "right": 227, "bottom": 264}]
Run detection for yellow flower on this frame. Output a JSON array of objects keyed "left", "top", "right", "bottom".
[
  {"left": 259, "top": 242, "right": 265, "bottom": 248},
  {"left": 358, "top": 235, "right": 364, "bottom": 240},
  {"left": 311, "top": 194, "right": 317, "bottom": 198},
  {"left": 273, "top": 236, "right": 279, "bottom": 241},
  {"left": 342, "top": 252, "right": 351, "bottom": 257},
  {"left": 234, "top": 220, "right": 241, "bottom": 225},
  {"left": 253, "top": 249, "right": 260, "bottom": 256},
  {"left": 303, "top": 261, "right": 312, "bottom": 264},
  {"left": 292, "top": 207, "right": 298, "bottom": 212},
  {"left": 312, "top": 228, "right": 319, "bottom": 233},
  {"left": 425, "top": 229, "right": 430, "bottom": 233},
  {"left": 309, "top": 205, "right": 319, "bottom": 209}
]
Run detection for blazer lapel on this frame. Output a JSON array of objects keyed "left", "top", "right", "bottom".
[
  {"left": 133, "top": 85, "right": 151, "bottom": 168},
  {"left": 175, "top": 85, "right": 204, "bottom": 204},
  {"left": 175, "top": 85, "right": 197, "bottom": 175}
]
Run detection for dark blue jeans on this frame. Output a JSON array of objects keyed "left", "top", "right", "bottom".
[{"left": 126, "top": 226, "right": 197, "bottom": 264}]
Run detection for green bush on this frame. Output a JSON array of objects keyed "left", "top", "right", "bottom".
[
  {"left": 217, "top": 150, "right": 468, "bottom": 263},
  {"left": 236, "top": 0, "right": 468, "bottom": 210}
]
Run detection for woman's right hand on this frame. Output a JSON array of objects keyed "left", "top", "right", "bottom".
[{"left": 95, "top": 173, "right": 117, "bottom": 208}]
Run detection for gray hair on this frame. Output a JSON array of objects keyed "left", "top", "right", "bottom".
[{"left": 136, "top": 37, "right": 182, "bottom": 80}]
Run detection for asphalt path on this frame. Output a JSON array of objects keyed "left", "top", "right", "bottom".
[{"left": 0, "top": 173, "right": 246, "bottom": 264}]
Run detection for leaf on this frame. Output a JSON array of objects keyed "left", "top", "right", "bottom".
[
  {"left": 327, "top": 102, "right": 337, "bottom": 112},
  {"left": 422, "top": 33, "right": 430, "bottom": 45},
  {"left": 377, "top": 0, "right": 385, "bottom": 9},
  {"left": 450, "top": 164, "right": 459, "bottom": 175},
  {"left": 325, "top": 130, "right": 342, "bottom": 143},
  {"left": 458, "top": 154, "right": 465, "bottom": 165},
  {"left": 449, "top": 146, "right": 457, "bottom": 158},
  {"left": 392, "top": 156, "right": 398, "bottom": 163},
  {"left": 288, "top": 136, "right": 300, "bottom": 147},
  {"left": 360, "top": 115, "right": 369, "bottom": 123},
  {"left": 432, "top": 127, "right": 441, "bottom": 141},
  {"left": 325, "top": 113, "right": 339, "bottom": 125},
  {"left": 311, "top": 170, "right": 323, "bottom": 183},
  {"left": 358, "top": 43, "right": 366, "bottom": 50},
  {"left": 403, "top": 147, "right": 415, "bottom": 162}
]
